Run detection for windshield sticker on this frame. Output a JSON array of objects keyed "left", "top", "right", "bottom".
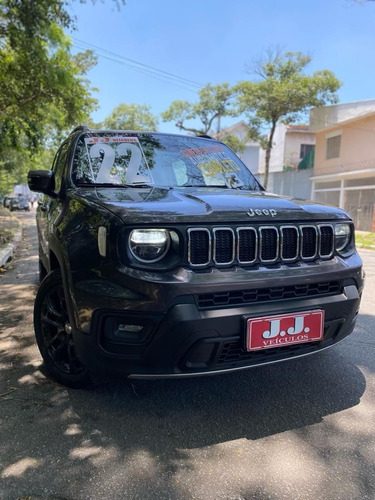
[
  {"left": 182, "top": 147, "right": 240, "bottom": 172},
  {"left": 84, "top": 136, "right": 152, "bottom": 185},
  {"left": 178, "top": 143, "right": 250, "bottom": 188},
  {"left": 188, "top": 152, "right": 241, "bottom": 183},
  {"left": 181, "top": 145, "right": 223, "bottom": 158}
]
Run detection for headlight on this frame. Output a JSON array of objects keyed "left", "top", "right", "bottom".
[
  {"left": 129, "top": 229, "right": 170, "bottom": 263},
  {"left": 335, "top": 223, "right": 351, "bottom": 253}
]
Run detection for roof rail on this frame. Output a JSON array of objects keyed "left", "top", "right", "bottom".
[
  {"left": 197, "top": 134, "right": 214, "bottom": 139},
  {"left": 70, "top": 125, "right": 90, "bottom": 135}
]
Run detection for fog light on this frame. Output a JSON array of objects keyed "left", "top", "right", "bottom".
[
  {"left": 115, "top": 324, "right": 144, "bottom": 336},
  {"left": 103, "top": 316, "right": 152, "bottom": 344}
]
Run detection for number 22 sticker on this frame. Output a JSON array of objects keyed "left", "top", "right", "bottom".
[{"left": 86, "top": 138, "right": 151, "bottom": 184}]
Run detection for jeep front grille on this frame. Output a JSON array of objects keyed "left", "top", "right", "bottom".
[{"left": 187, "top": 224, "right": 334, "bottom": 267}]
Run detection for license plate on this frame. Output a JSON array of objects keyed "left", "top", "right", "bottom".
[{"left": 246, "top": 310, "right": 324, "bottom": 351}]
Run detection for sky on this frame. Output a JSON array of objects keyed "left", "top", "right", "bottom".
[{"left": 68, "top": 0, "right": 375, "bottom": 134}]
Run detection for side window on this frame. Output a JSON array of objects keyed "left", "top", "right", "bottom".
[
  {"left": 72, "top": 137, "right": 92, "bottom": 183},
  {"left": 53, "top": 142, "right": 70, "bottom": 193},
  {"left": 326, "top": 134, "right": 341, "bottom": 160},
  {"left": 300, "top": 144, "right": 315, "bottom": 159}
]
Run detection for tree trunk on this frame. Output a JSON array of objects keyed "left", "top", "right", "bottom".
[{"left": 263, "top": 121, "right": 277, "bottom": 190}]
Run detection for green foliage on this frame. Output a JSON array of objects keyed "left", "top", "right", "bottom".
[
  {"left": 103, "top": 103, "right": 159, "bottom": 131},
  {"left": 0, "top": 2, "right": 98, "bottom": 149},
  {"left": 355, "top": 231, "right": 375, "bottom": 249},
  {"left": 0, "top": 148, "right": 34, "bottom": 196},
  {"left": 0, "top": 228, "right": 16, "bottom": 248},
  {"left": 234, "top": 51, "right": 341, "bottom": 188},
  {"left": 219, "top": 135, "right": 246, "bottom": 155},
  {"left": 0, "top": 0, "right": 124, "bottom": 194},
  {"left": 236, "top": 51, "right": 341, "bottom": 129},
  {"left": 161, "top": 100, "right": 193, "bottom": 131},
  {"left": 161, "top": 83, "right": 234, "bottom": 135}
]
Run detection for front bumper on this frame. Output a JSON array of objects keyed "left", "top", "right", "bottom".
[{"left": 71, "top": 255, "right": 363, "bottom": 380}]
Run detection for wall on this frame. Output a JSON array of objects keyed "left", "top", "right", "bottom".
[
  {"left": 258, "top": 125, "right": 316, "bottom": 174},
  {"left": 258, "top": 124, "right": 287, "bottom": 174},
  {"left": 310, "top": 99, "right": 375, "bottom": 132},
  {"left": 240, "top": 145, "right": 260, "bottom": 175},
  {"left": 314, "top": 114, "right": 375, "bottom": 176},
  {"left": 256, "top": 168, "right": 313, "bottom": 200}
]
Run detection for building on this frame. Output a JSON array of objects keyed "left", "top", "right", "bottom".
[
  {"left": 216, "top": 121, "right": 260, "bottom": 175},
  {"left": 258, "top": 123, "right": 315, "bottom": 173},
  {"left": 310, "top": 99, "right": 375, "bottom": 231},
  {"left": 257, "top": 123, "right": 315, "bottom": 200}
]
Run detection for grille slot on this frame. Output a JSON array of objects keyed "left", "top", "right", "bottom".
[
  {"left": 301, "top": 226, "right": 318, "bottom": 259},
  {"left": 237, "top": 228, "right": 257, "bottom": 264},
  {"left": 281, "top": 226, "right": 299, "bottom": 261},
  {"left": 188, "top": 229, "right": 210, "bottom": 266},
  {"left": 213, "top": 228, "right": 235, "bottom": 265},
  {"left": 197, "top": 281, "right": 341, "bottom": 309},
  {"left": 259, "top": 227, "right": 278, "bottom": 262},
  {"left": 319, "top": 225, "right": 334, "bottom": 257},
  {"left": 217, "top": 341, "right": 320, "bottom": 365}
]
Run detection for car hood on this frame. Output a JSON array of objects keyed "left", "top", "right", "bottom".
[{"left": 72, "top": 186, "right": 350, "bottom": 225}]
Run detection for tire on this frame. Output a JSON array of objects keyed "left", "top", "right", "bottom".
[{"left": 34, "top": 270, "right": 91, "bottom": 388}]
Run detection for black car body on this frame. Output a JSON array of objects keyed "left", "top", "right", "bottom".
[
  {"left": 27, "top": 127, "right": 364, "bottom": 387},
  {"left": 10, "top": 196, "right": 30, "bottom": 211}
]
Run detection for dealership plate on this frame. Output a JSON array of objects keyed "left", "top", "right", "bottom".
[{"left": 246, "top": 310, "right": 324, "bottom": 351}]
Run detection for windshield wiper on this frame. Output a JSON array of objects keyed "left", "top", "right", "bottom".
[
  {"left": 76, "top": 182, "right": 153, "bottom": 188},
  {"left": 182, "top": 184, "right": 241, "bottom": 189},
  {"left": 76, "top": 182, "right": 173, "bottom": 190}
]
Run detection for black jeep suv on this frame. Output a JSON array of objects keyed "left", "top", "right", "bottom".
[{"left": 28, "top": 126, "right": 364, "bottom": 387}]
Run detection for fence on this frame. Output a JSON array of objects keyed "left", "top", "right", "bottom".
[{"left": 256, "top": 168, "right": 313, "bottom": 201}]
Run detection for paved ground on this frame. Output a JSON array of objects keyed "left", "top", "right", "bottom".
[{"left": 0, "top": 211, "right": 374, "bottom": 500}]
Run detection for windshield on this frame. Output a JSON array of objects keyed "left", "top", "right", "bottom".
[{"left": 72, "top": 132, "right": 261, "bottom": 191}]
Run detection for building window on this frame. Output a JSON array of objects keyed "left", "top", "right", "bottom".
[
  {"left": 326, "top": 135, "right": 341, "bottom": 159},
  {"left": 300, "top": 144, "right": 315, "bottom": 159}
]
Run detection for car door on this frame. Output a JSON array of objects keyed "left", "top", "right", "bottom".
[{"left": 38, "top": 141, "right": 70, "bottom": 265}]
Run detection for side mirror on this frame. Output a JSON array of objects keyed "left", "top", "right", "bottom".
[{"left": 27, "top": 170, "right": 57, "bottom": 198}]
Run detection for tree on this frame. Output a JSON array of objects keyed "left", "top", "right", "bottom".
[
  {"left": 219, "top": 135, "right": 246, "bottom": 156},
  {"left": 234, "top": 51, "right": 341, "bottom": 189},
  {"left": 0, "top": 1, "right": 103, "bottom": 146},
  {"left": 161, "top": 83, "right": 234, "bottom": 135},
  {"left": 103, "top": 103, "right": 159, "bottom": 131},
  {"left": 0, "top": 0, "right": 123, "bottom": 194}
]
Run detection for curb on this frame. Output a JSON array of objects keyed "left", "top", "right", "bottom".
[{"left": 0, "top": 225, "right": 23, "bottom": 267}]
